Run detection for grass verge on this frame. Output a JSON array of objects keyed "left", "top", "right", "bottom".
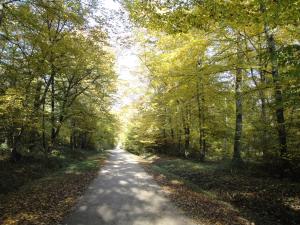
[{"left": 0, "top": 150, "right": 107, "bottom": 225}]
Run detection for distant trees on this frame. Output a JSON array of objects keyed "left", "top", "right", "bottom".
[
  {"left": 123, "top": 0, "right": 300, "bottom": 169},
  {"left": 0, "top": 0, "right": 117, "bottom": 160}
]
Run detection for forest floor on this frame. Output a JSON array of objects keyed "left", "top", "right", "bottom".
[
  {"left": 0, "top": 150, "right": 107, "bottom": 225},
  {"left": 138, "top": 153, "right": 300, "bottom": 225}
]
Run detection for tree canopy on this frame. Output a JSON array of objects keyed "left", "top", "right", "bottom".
[
  {"left": 0, "top": 0, "right": 118, "bottom": 160},
  {"left": 123, "top": 0, "right": 300, "bottom": 171}
]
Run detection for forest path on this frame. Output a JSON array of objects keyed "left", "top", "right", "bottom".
[{"left": 63, "top": 149, "right": 196, "bottom": 225}]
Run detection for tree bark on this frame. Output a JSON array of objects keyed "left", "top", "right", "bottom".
[
  {"left": 260, "top": 1, "right": 287, "bottom": 156},
  {"left": 250, "top": 66, "right": 269, "bottom": 157},
  {"left": 70, "top": 120, "right": 75, "bottom": 151},
  {"left": 264, "top": 29, "right": 287, "bottom": 156},
  {"left": 42, "top": 99, "right": 46, "bottom": 152},
  {"left": 197, "top": 76, "right": 206, "bottom": 161},
  {"left": 181, "top": 104, "right": 190, "bottom": 156},
  {"left": 259, "top": 69, "right": 269, "bottom": 157},
  {"left": 50, "top": 73, "right": 55, "bottom": 149},
  {"left": 177, "top": 127, "right": 182, "bottom": 155},
  {"left": 233, "top": 35, "right": 243, "bottom": 164},
  {"left": 176, "top": 100, "right": 183, "bottom": 156}
]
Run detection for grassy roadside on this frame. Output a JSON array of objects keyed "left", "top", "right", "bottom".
[
  {"left": 0, "top": 150, "right": 107, "bottom": 225},
  {"left": 138, "top": 153, "right": 300, "bottom": 225}
]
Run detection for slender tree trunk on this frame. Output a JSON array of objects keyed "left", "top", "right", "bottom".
[
  {"left": 197, "top": 77, "right": 206, "bottom": 161},
  {"left": 265, "top": 30, "right": 287, "bottom": 156},
  {"left": 260, "top": 0, "right": 287, "bottom": 157},
  {"left": 10, "top": 136, "right": 19, "bottom": 161},
  {"left": 70, "top": 120, "right": 75, "bottom": 151},
  {"left": 223, "top": 97, "right": 229, "bottom": 158},
  {"left": 233, "top": 69, "right": 243, "bottom": 162},
  {"left": 33, "top": 80, "right": 43, "bottom": 110},
  {"left": 171, "top": 128, "right": 174, "bottom": 140},
  {"left": 162, "top": 128, "right": 166, "bottom": 139},
  {"left": 182, "top": 105, "right": 190, "bottom": 156},
  {"left": 170, "top": 117, "right": 175, "bottom": 140},
  {"left": 83, "top": 133, "right": 86, "bottom": 149},
  {"left": 233, "top": 35, "right": 243, "bottom": 164},
  {"left": 10, "top": 130, "right": 22, "bottom": 162},
  {"left": 50, "top": 67, "right": 55, "bottom": 150},
  {"left": 168, "top": 112, "right": 175, "bottom": 143},
  {"left": 163, "top": 107, "right": 168, "bottom": 146},
  {"left": 250, "top": 65, "right": 269, "bottom": 157},
  {"left": 259, "top": 69, "right": 269, "bottom": 157},
  {"left": 258, "top": 36, "right": 269, "bottom": 153},
  {"left": 28, "top": 79, "right": 44, "bottom": 148},
  {"left": 177, "top": 127, "right": 182, "bottom": 155},
  {"left": 74, "top": 134, "right": 77, "bottom": 149},
  {"left": 184, "top": 126, "right": 190, "bottom": 152},
  {"left": 200, "top": 90, "right": 206, "bottom": 159},
  {"left": 176, "top": 100, "right": 184, "bottom": 156},
  {"left": 70, "top": 133, "right": 74, "bottom": 151},
  {"left": 42, "top": 100, "right": 46, "bottom": 152},
  {"left": 0, "top": 7, "right": 3, "bottom": 27}
]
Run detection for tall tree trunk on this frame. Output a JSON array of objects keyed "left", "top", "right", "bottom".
[
  {"left": 264, "top": 30, "right": 287, "bottom": 156},
  {"left": 182, "top": 104, "right": 190, "bottom": 156},
  {"left": 33, "top": 80, "right": 43, "bottom": 110},
  {"left": 162, "top": 128, "right": 167, "bottom": 139},
  {"left": 10, "top": 130, "right": 22, "bottom": 162},
  {"left": 250, "top": 66, "right": 269, "bottom": 157},
  {"left": 197, "top": 77, "right": 206, "bottom": 161},
  {"left": 170, "top": 116, "right": 175, "bottom": 140},
  {"left": 257, "top": 36, "right": 269, "bottom": 157},
  {"left": 184, "top": 126, "right": 190, "bottom": 153},
  {"left": 168, "top": 112, "right": 175, "bottom": 143},
  {"left": 70, "top": 120, "right": 75, "bottom": 151},
  {"left": 81, "top": 132, "right": 87, "bottom": 149},
  {"left": 28, "top": 79, "right": 43, "bottom": 149},
  {"left": 177, "top": 127, "right": 182, "bottom": 155},
  {"left": 50, "top": 67, "right": 55, "bottom": 150},
  {"left": 163, "top": 107, "right": 168, "bottom": 146},
  {"left": 259, "top": 69, "right": 269, "bottom": 158},
  {"left": 11, "top": 145, "right": 21, "bottom": 162},
  {"left": 176, "top": 100, "right": 184, "bottom": 156},
  {"left": 260, "top": 1, "right": 287, "bottom": 156},
  {"left": 233, "top": 35, "right": 243, "bottom": 164},
  {"left": 42, "top": 100, "right": 46, "bottom": 152},
  {"left": 223, "top": 97, "right": 229, "bottom": 158},
  {"left": 170, "top": 128, "right": 174, "bottom": 140}
]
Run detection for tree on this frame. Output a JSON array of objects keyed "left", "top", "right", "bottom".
[
  {"left": 123, "top": 0, "right": 300, "bottom": 170},
  {"left": 0, "top": 0, "right": 117, "bottom": 160}
]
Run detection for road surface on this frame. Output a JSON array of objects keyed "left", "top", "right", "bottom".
[{"left": 63, "top": 149, "right": 196, "bottom": 225}]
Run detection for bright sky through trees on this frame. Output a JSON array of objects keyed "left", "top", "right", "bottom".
[{"left": 99, "top": 0, "right": 147, "bottom": 112}]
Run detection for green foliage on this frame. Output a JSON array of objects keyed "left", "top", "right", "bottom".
[
  {"left": 124, "top": 0, "right": 300, "bottom": 171},
  {"left": 0, "top": 0, "right": 118, "bottom": 160}
]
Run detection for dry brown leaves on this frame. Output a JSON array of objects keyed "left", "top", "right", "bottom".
[
  {"left": 139, "top": 159, "right": 251, "bottom": 225},
  {"left": 0, "top": 170, "right": 99, "bottom": 225}
]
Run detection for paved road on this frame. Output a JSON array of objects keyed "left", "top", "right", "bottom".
[{"left": 63, "top": 149, "right": 196, "bottom": 225}]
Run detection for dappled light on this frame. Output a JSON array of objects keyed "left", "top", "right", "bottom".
[{"left": 64, "top": 149, "right": 194, "bottom": 225}]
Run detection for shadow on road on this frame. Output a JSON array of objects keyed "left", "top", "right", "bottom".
[{"left": 63, "top": 149, "right": 195, "bottom": 225}]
